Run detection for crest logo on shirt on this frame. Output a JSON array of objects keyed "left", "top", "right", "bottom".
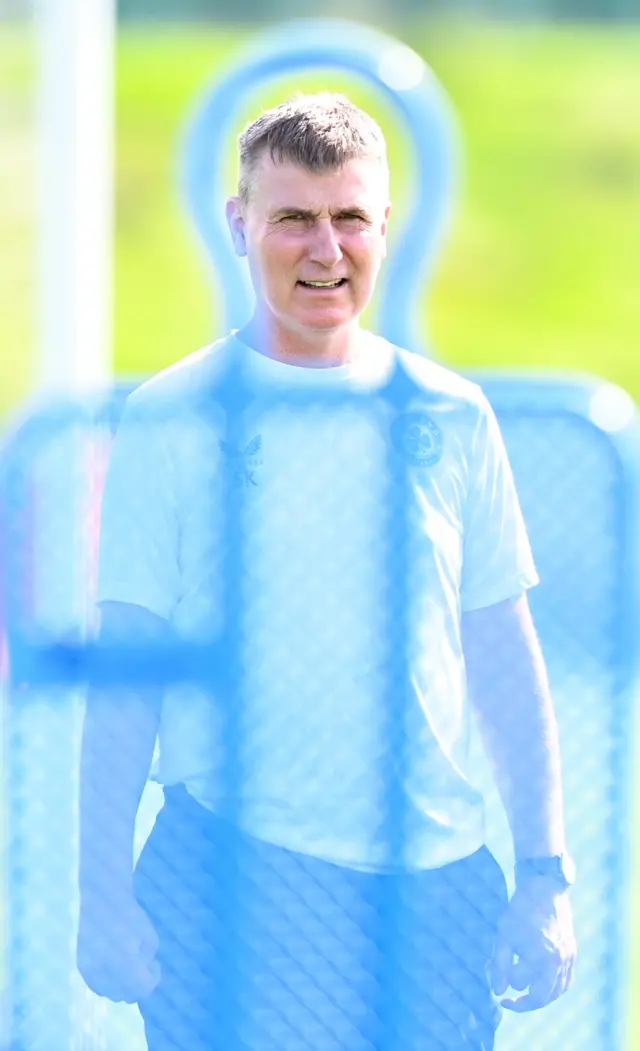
[
  {"left": 392, "top": 412, "right": 443, "bottom": 467},
  {"left": 219, "top": 434, "right": 263, "bottom": 488}
]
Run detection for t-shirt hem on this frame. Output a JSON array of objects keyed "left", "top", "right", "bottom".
[
  {"left": 177, "top": 783, "right": 486, "bottom": 874},
  {"left": 460, "top": 572, "right": 540, "bottom": 613},
  {"left": 96, "top": 590, "right": 173, "bottom": 624}
]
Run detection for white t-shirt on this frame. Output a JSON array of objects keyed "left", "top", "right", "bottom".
[{"left": 97, "top": 330, "right": 539, "bottom": 873}]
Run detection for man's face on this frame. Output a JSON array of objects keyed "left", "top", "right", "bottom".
[{"left": 226, "top": 154, "right": 391, "bottom": 339}]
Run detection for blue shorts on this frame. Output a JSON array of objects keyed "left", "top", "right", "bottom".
[{"left": 134, "top": 785, "right": 508, "bottom": 1051}]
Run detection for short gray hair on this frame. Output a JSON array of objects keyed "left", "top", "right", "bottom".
[{"left": 237, "top": 92, "right": 389, "bottom": 202}]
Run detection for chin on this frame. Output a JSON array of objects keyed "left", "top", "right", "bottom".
[{"left": 297, "top": 310, "right": 356, "bottom": 331}]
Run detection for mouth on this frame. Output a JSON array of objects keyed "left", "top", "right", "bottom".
[{"left": 297, "top": 278, "right": 348, "bottom": 290}]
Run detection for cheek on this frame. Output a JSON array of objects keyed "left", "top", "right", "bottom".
[
  {"left": 265, "top": 231, "right": 300, "bottom": 256},
  {"left": 259, "top": 237, "right": 303, "bottom": 279},
  {"left": 350, "top": 234, "right": 385, "bottom": 271},
  {"left": 248, "top": 239, "right": 301, "bottom": 304}
]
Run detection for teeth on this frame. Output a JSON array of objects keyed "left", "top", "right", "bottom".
[{"left": 302, "top": 279, "right": 343, "bottom": 287}]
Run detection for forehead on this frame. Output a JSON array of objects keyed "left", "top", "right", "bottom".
[{"left": 248, "top": 155, "right": 389, "bottom": 213}]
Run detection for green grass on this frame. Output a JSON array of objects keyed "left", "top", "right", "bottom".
[
  {"left": 1, "top": 21, "right": 639, "bottom": 421},
  {"left": 0, "top": 27, "right": 35, "bottom": 417}
]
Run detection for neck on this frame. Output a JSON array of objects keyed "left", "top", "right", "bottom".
[{"left": 238, "top": 313, "right": 361, "bottom": 369}]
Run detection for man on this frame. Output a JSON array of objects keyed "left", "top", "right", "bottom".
[{"left": 77, "top": 93, "right": 577, "bottom": 1051}]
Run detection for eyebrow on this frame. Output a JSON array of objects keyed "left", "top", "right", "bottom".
[{"left": 269, "top": 206, "right": 372, "bottom": 221}]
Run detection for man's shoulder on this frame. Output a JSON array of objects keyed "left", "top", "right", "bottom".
[
  {"left": 378, "top": 338, "right": 488, "bottom": 415},
  {"left": 126, "top": 335, "right": 236, "bottom": 416}
]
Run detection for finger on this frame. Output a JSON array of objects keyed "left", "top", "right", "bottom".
[
  {"left": 106, "top": 973, "right": 158, "bottom": 1005},
  {"left": 546, "top": 944, "right": 577, "bottom": 1004},
  {"left": 77, "top": 956, "right": 126, "bottom": 1002},
  {"left": 546, "top": 966, "right": 566, "bottom": 1006},
  {"left": 79, "top": 954, "right": 160, "bottom": 1004},
  {"left": 556, "top": 954, "right": 575, "bottom": 1000},
  {"left": 142, "top": 931, "right": 160, "bottom": 956},
  {"left": 490, "top": 938, "right": 514, "bottom": 996},
  {"left": 145, "top": 958, "right": 162, "bottom": 994},
  {"left": 137, "top": 924, "right": 160, "bottom": 957},
  {"left": 509, "top": 957, "right": 533, "bottom": 992},
  {"left": 86, "top": 974, "right": 134, "bottom": 1004},
  {"left": 84, "top": 972, "right": 144, "bottom": 1004},
  {"left": 138, "top": 940, "right": 160, "bottom": 970},
  {"left": 501, "top": 964, "right": 559, "bottom": 1013},
  {"left": 120, "top": 958, "right": 162, "bottom": 1004}
]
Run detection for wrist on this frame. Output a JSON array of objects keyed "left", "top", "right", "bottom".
[
  {"left": 514, "top": 852, "right": 576, "bottom": 894},
  {"left": 515, "top": 875, "right": 568, "bottom": 904}
]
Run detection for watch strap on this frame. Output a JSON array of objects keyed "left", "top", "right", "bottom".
[{"left": 515, "top": 853, "right": 575, "bottom": 890}]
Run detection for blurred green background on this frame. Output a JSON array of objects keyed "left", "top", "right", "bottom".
[{"left": 1, "top": 17, "right": 639, "bottom": 421}]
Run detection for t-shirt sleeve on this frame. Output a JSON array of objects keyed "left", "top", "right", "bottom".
[
  {"left": 96, "top": 399, "right": 180, "bottom": 622},
  {"left": 460, "top": 396, "right": 539, "bottom": 612}
]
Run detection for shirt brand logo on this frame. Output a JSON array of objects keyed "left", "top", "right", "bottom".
[
  {"left": 219, "top": 434, "right": 263, "bottom": 488},
  {"left": 392, "top": 412, "right": 443, "bottom": 467}
]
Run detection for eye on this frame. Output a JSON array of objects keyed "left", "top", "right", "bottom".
[{"left": 336, "top": 213, "right": 369, "bottom": 228}]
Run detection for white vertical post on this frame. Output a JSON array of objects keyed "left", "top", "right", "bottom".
[
  {"left": 6, "top": 4, "right": 116, "bottom": 1050},
  {"left": 36, "top": 0, "right": 115, "bottom": 394}
]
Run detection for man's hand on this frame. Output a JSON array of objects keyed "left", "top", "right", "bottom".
[
  {"left": 77, "top": 890, "right": 161, "bottom": 1004},
  {"left": 491, "top": 879, "right": 576, "bottom": 1012}
]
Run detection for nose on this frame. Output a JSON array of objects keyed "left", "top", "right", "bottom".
[{"left": 308, "top": 218, "right": 343, "bottom": 267}]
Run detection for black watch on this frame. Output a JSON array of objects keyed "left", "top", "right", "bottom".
[{"left": 515, "top": 853, "right": 576, "bottom": 892}]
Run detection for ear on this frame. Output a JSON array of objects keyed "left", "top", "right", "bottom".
[
  {"left": 225, "top": 196, "right": 247, "bottom": 258},
  {"left": 380, "top": 202, "right": 392, "bottom": 260}
]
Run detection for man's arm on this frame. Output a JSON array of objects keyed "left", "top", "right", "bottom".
[
  {"left": 461, "top": 591, "right": 566, "bottom": 860},
  {"left": 79, "top": 600, "right": 170, "bottom": 901},
  {"left": 77, "top": 599, "right": 174, "bottom": 1002},
  {"left": 462, "top": 591, "right": 577, "bottom": 1012}
]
